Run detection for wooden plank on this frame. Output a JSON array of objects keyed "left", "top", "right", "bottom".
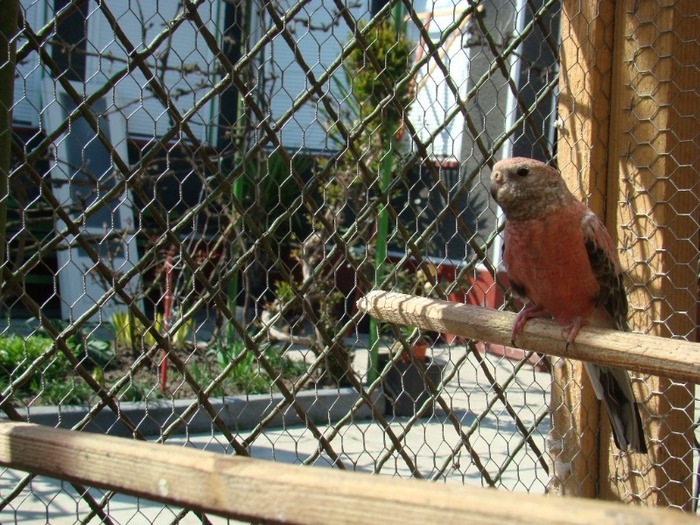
[
  {"left": 556, "top": 0, "right": 700, "bottom": 506},
  {"left": 358, "top": 291, "right": 700, "bottom": 384},
  {"left": 555, "top": 0, "right": 616, "bottom": 498},
  {"left": 603, "top": 0, "right": 700, "bottom": 507},
  {"left": 0, "top": 422, "right": 697, "bottom": 525}
]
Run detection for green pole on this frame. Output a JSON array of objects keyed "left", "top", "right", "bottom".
[
  {"left": 227, "top": 175, "right": 244, "bottom": 345},
  {"left": 367, "top": 2, "right": 406, "bottom": 385},
  {"left": 226, "top": 0, "right": 253, "bottom": 347},
  {"left": 367, "top": 143, "right": 394, "bottom": 385},
  {"left": 0, "top": 1, "right": 18, "bottom": 294}
]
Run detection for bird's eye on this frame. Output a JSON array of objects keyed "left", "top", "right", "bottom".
[{"left": 516, "top": 167, "right": 529, "bottom": 177}]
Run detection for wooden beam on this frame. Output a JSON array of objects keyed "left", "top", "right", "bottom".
[
  {"left": 0, "top": 422, "right": 697, "bottom": 525},
  {"left": 358, "top": 291, "right": 700, "bottom": 383},
  {"left": 603, "top": 0, "right": 700, "bottom": 507},
  {"left": 555, "top": 0, "right": 700, "bottom": 505},
  {"left": 555, "top": 0, "right": 616, "bottom": 499}
]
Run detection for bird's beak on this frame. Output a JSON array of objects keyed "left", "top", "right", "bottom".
[{"left": 490, "top": 169, "right": 504, "bottom": 201}]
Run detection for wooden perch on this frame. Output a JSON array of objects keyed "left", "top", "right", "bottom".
[
  {"left": 0, "top": 422, "right": 696, "bottom": 525},
  {"left": 357, "top": 291, "right": 700, "bottom": 384}
]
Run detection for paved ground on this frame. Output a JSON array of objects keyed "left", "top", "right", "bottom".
[{"left": 0, "top": 346, "right": 551, "bottom": 524}]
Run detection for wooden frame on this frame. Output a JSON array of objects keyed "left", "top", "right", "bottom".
[
  {"left": 0, "top": 417, "right": 697, "bottom": 525},
  {"left": 557, "top": 0, "right": 700, "bottom": 505}
]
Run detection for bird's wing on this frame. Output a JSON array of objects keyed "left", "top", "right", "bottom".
[
  {"left": 580, "top": 210, "right": 629, "bottom": 332},
  {"left": 581, "top": 211, "right": 646, "bottom": 453}
]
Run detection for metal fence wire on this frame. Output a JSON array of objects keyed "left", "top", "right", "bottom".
[{"left": 0, "top": 0, "right": 698, "bottom": 522}]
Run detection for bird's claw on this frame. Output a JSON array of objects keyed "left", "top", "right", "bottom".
[
  {"left": 563, "top": 317, "right": 585, "bottom": 351},
  {"left": 511, "top": 303, "right": 548, "bottom": 348}
]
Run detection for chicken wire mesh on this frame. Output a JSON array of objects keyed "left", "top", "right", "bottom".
[{"left": 0, "top": 0, "right": 697, "bottom": 522}]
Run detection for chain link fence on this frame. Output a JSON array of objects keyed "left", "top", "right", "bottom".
[{"left": 0, "top": 0, "right": 697, "bottom": 522}]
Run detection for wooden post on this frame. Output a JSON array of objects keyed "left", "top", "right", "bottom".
[
  {"left": 604, "top": 0, "right": 699, "bottom": 508},
  {"left": 558, "top": 0, "right": 699, "bottom": 507},
  {"left": 555, "top": 0, "right": 615, "bottom": 499}
]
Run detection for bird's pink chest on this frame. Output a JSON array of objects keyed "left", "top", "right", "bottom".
[{"left": 503, "top": 211, "right": 600, "bottom": 323}]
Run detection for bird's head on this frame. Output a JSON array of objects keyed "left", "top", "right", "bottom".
[{"left": 489, "top": 157, "right": 572, "bottom": 221}]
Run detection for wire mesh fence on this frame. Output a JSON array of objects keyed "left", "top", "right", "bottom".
[{"left": 0, "top": 0, "right": 698, "bottom": 522}]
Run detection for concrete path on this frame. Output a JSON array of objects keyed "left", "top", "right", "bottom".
[{"left": 0, "top": 346, "right": 551, "bottom": 524}]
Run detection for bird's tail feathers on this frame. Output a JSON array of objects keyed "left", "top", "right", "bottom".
[{"left": 583, "top": 362, "right": 647, "bottom": 453}]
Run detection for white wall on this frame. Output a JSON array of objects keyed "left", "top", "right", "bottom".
[
  {"left": 15, "top": 0, "right": 223, "bottom": 145},
  {"left": 255, "top": 0, "right": 370, "bottom": 153},
  {"left": 13, "top": 1, "right": 44, "bottom": 128},
  {"left": 407, "top": 0, "right": 473, "bottom": 162}
]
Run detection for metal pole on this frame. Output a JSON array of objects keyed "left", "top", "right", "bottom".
[
  {"left": 226, "top": 0, "right": 253, "bottom": 346},
  {"left": 367, "top": 144, "right": 394, "bottom": 385},
  {"left": 0, "top": 0, "right": 18, "bottom": 294},
  {"left": 367, "top": 1, "right": 405, "bottom": 385}
]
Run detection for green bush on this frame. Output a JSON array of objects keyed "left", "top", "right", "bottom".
[
  {"left": 206, "top": 343, "right": 309, "bottom": 396},
  {"left": 0, "top": 334, "right": 71, "bottom": 402},
  {"left": 111, "top": 311, "right": 193, "bottom": 355},
  {"left": 346, "top": 18, "right": 414, "bottom": 131},
  {"left": 0, "top": 332, "right": 117, "bottom": 405},
  {"left": 0, "top": 332, "right": 310, "bottom": 404}
]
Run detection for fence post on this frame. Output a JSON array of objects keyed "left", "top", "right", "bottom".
[
  {"left": 553, "top": 0, "right": 615, "bottom": 499},
  {"left": 558, "top": 0, "right": 699, "bottom": 507},
  {"left": 603, "top": 0, "right": 699, "bottom": 508},
  {"left": 0, "top": 0, "right": 18, "bottom": 295}
]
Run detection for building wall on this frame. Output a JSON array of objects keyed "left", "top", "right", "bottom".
[
  {"left": 14, "top": 0, "right": 223, "bottom": 145},
  {"left": 254, "top": 0, "right": 371, "bottom": 153}
]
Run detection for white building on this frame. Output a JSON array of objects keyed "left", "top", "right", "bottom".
[
  {"left": 9, "top": 0, "right": 559, "bottom": 318},
  {"left": 406, "top": 0, "right": 559, "bottom": 261}
]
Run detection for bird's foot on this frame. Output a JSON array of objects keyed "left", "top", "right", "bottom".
[
  {"left": 563, "top": 317, "right": 586, "bottom": 351},
  {"left": 511, "top": 303, "right": 548, "bottom": 347}
]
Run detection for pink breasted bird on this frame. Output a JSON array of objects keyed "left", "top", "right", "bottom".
[{"left": 490, "top": 157, "right": 646, "bottom": 453}]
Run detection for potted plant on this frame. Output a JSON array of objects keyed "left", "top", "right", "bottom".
[{"left": 380, "top": 328, "right": 442, "bottom": 418}]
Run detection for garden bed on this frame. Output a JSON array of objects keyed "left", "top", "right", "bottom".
[{"left": 4, "top": 387, "right": 380, "bottom": 437}]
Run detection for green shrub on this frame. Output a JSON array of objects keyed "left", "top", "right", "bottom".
[
  {"left": 0, "top": 334, "right": 71, "bottom": 402},
  {"left": 0, "top": 332, "right": 309, "bottom": 404},
  {"left": 111, "top": 311, "right": 193, "bottom": 355},
  {"left": 207, "top": 343, "right": 309, "bottom": 396},
  {"left": 0, "top": 333, "right": 116, "bottom": 405}
]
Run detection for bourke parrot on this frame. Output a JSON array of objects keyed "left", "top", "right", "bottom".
[{"left": 490, "top": 157, "right": 647, "bottom": 453}]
